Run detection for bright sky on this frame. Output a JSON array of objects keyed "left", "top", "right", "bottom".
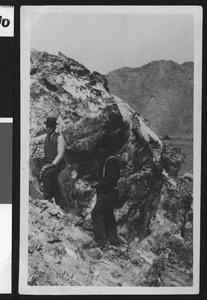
[{"left": 31, "top": 11, "right": 194, "bottom": 74}]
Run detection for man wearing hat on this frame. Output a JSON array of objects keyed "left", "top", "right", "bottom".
[{"left": 40, "top": 117, "right": 66, "bottom": 208}]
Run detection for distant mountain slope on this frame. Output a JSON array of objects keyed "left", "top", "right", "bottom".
[{"left": 106, "top": 60, "right": 193, "bottom": 136}]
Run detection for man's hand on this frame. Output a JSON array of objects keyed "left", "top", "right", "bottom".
[
  {"left": 40, "top": 163, "right": 53, "bottom": 174},
  {"left": 91, "top": 182, "right": 98, "bottom": 189}
]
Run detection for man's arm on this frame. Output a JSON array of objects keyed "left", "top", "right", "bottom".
[
  {"left": 93, "top": 157, "right": 119, "bottom": 190},
  {"left": 52, "top": 134, "right": 65, "bottom": 166},
  {"left": 40, "top": 135, "right": 65, "bottom": 174}
]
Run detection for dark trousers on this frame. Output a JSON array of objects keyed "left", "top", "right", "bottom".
[
  {"left": 91, "top": 190, "right": 119, "bottom": 248},
  {"left": 42, "top": 166, "right": 64, "bottom": 208}
]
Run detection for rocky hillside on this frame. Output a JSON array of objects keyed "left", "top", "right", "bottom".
[
  {"left": 29, "top": 49, "right": 193, "bottom": 287},
  {"left": 106, "top": 61, "right": 193, "bottom": 136}
]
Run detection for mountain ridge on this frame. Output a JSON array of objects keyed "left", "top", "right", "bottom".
[
  {"left": 106, "top": 60, "right": 193, "bottom": 136},
  {"left": 106, "top": 59, "right": 193, "bottom": 74}
]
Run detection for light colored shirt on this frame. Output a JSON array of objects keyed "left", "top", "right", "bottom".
[{"left": 52, "top": 134, "right": 65, "bottom": 166}]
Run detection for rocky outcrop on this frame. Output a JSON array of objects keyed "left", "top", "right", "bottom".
[
  {"left": 106, "top": 60, "right": 193, "bottom": 136},
  {"left": 28, "top": 172, "right": 193, "bottom": 286},
  {"left": 29, "top": 49, "right": 164, "bottom": 238},
  {"left": 29, "top": 49, "right": 193, "bottom": 286}
]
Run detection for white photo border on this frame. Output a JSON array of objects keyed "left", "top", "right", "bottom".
[{"left": 19, "top": 5, "right": 202, "bottom": 295}]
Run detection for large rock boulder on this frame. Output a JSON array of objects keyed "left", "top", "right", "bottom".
[
  {"left": 28, "top": 49, "right": 193, "bottom": 286},
  {"left": 29, "top": 49, "right": 168, "bottom": 240}
]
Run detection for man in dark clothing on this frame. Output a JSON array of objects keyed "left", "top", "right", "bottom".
[
  {"left": 40, "top": 117, "right": 66, "bottom": 209},
  {"left": 91, "top": 149, "right": 120, "bottom": 250}
]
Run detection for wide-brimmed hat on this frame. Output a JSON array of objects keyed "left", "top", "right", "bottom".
[{"left": 44, "top": 117, "right": 58, "bottom": 127}]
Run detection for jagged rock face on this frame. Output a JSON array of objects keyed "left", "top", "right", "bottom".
[
  {"left": 30, "top": 49, "right": 166, "bottom": 240},
  {"left": 28, "top": 193, "right": 193, "bottom": 287},
  {"left": 106, "top": 60, "right": 193, "bottom": 136},
  {"left": 28, "top": 50, "right": 193, "bottom": 287}
]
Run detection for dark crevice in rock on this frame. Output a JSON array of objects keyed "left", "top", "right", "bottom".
[
  {"left": 42, "top": 77, "right": 58, "bottom": 92},
  {"left": 89, "top": 71, "right": 110, "bottom": 92},
  {"left": 30, "top": 67, "right": 37, "bottom": 75}
]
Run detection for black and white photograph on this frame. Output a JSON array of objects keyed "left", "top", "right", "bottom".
[{"left": 20, "top": 6, "right": 202, "bottom": 294}]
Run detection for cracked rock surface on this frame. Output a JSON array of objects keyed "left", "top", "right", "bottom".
[{"left": 28, "top": 50, "right": 193, "bottom": 286}]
